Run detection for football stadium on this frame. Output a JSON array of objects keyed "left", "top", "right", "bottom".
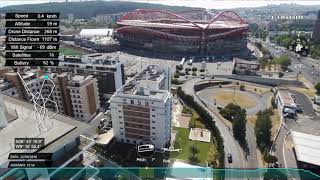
[{"left": 116, "top": 9, "right": 249, "bottom": 55}]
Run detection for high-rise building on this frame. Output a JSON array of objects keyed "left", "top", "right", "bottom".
[
  {"left": 45, "top": 73, "right": 74, "bottom": 117},
  {"left": 2, "top": 70, "right": 100, "bottom": 123},
  {"left": 67, "top": 75, "right": 100, "bottom": 123},
  {"left": 312, "top": 10, "right": 320, "bottom": 40},
  {"left": 3, "top": 69, "right": 43, "bottom": 101},
  {"left": 43, "top": 53, "right": 125, "bottom": 108},
  {"left": 43, "top": 73, "right": 100, "bottom": 123},
  {"left": 109, "top": 65, "right": 172, "bottom": 149}
]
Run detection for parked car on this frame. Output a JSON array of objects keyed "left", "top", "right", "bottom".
[
  {"left": 100, "top": 118, "right": 107, "bottom": 124},
  {"left": 296, "top": 105, "right": 303, "bottom": 113},
  {"left": 98, "top": 124, "right": 104, "bottom": 129},
  {"left": 104, "top": 110, "right": 110, "bottom": 115}
]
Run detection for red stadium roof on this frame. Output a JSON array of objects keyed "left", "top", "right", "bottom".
[{"left": 117, "top": 9, "right": 248, "bottom": 30}]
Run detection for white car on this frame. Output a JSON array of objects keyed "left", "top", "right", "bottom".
[
  {"left": 137, "top": 144, "right": 154, "bottom": 153},
  {"left": 104, "top": 110, "right": 110, "bottom": 115}
]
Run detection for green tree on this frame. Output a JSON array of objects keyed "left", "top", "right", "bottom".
[
  {"left": 219, "top": 103, "right": 242, "bottom": 121},
  {"left": 232, "top": 108, "right": 247, "bottom": 146},
  {"left": 315, "top": 82, "right": 320, "bottom": 94},
  {"left": 273, "top": 55, "right": 291, "bottom": 70},
  {"left": 264, "top": 153, "right": 278, "bottom": 164},
  {"left": 263, "top": 169, "right": 288, "bottom": 180},
  {"left": 240, "top": 84, "right": 245, "bottom": 91},
  {"left": 255, "top": 109, "right": 273, "bottom": 152}
]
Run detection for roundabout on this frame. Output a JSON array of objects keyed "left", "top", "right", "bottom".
[{"left": 198, "top": 87, "right": 268, "bottom": 115}]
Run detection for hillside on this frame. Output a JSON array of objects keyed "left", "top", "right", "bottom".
[{"left": 0, "top": 1, "right": 198, "bottom": 19}]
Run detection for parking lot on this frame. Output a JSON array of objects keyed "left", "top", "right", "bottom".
[
  {"left": 283, "top": 90, "right": 320, "bottom": 135},
  {"left": 104, "top": 51, "right": 234, "bottom": 77}
]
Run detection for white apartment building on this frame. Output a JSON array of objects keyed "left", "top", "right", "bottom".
[
  {"left": 109, "top": 65, "right": 172, "bottom": 149},
  {"left": 68, "top": 75, "right": 100, "bottom": 123}
]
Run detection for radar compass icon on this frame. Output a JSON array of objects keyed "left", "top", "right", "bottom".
[{"left": 288, "top": 33, "right": 310, "bottom": 56}]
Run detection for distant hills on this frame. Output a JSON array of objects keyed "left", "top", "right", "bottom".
[{"left": 0, "top": 1, "right": 197, "bottom": 19}]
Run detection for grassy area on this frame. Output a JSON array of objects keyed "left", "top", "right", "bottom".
[
  {"left": 213, "top": 91, "right": 257, "bottom": 109},
  {"left": 59, "top": 47, "right": 86, "bottom": 56},
  {"left": 173, "top": 127, "right": 217, "bottom": 165},
  {"left": 247, "top": 108, "right": 280, "bottom": 140},
  {"left": 291, "top": 87, "right": 316, "bottom": 98},
  {"left": 270, "top": 109, "right": 281, "bottom": 139}
]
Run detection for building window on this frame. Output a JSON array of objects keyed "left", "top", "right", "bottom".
[
  {"left": 152, "top": 109, "right": 155, "bottom": 111},
  {"left": 152, "top": 127, "right": 155, "bottom": 129},
  {"left": 131, "top": 100, "right": 134, "bottom": 104},
  {"left": 79, "top": 105, "right": 82, "bottom": 108},
  {"left": 81, "top": 115, "right": 83, "bottom": 118},
  {"left": 152, "top": 121, "right": 155, "bottom": 123},
  {"left": 145, "top": 101, "right": 149, "bottom": 106},
  {"left": 152, "top": 115, "right": 155, "bottom": 117},
  {"left": 120, "top": 127, "right": 123, "bottom": 130},
  {"left": 118, "top": 110, "right": 122, "bottom": 113},
  {"left": 152, "top": 132, "right": 156, "bottom": 135},
  {"left": 118, "top": 104, "right": 121, "bottom": 107},
  {"left": 127, "top": 140, "right": 130, "bottom": 143},
  {"left": 152, "top": 138, "right": 156, "bottom": 141},
  {"left": 119, "top": 116, "right": 122, "bottom": 118},
  {"left": 120, "top": 122, "right": 123, "bottom": 124},
  {"left": 121, "top": 139, "right": 124, "bottom": 142},
  {"left": 138, "top": 101, "right": 141, "bottom": 105},
  {"left": 133, "top": 140, "right": 136, "bottom": 143},
  {"left": 120, "top": 133, "right": 123, "bottom": 135}
]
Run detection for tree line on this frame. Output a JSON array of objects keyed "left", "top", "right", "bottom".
[
  {"left": 176, "top": 87, "right": 225, "bottom": 168},
  {"left": 219, "top": 103, "right": 248, "bottom": 152}
]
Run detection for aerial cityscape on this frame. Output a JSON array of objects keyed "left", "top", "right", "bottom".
[{"left": 0, "top": 0, "right": 320, "bottom": 180}]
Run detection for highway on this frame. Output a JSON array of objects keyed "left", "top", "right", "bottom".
[
  {"left": 181, "top": 78, "right": 264, "bottom": 179},
  {"left": 249, "top": 37, "right": 320, "bottom": 85}
]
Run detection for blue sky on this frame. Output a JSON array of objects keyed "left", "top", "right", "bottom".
[{"left": 1, "top": 0, "right": 320, "bottom": 9}]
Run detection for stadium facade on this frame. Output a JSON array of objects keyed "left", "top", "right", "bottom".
[{"left": 116, "top": 9, "right": 249, "bottom": 56}]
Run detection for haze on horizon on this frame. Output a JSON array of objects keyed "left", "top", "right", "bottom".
[{"left": 0, "top": 0, "right": 320, "bottom": 9}]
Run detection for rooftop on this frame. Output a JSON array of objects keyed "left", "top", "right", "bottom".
[
  {"left": 291, "top": 131, "right": 320, "bottom": 166},
  {"left": 0, "top": 95, "right": 89, "bottom": 166},
  {"left": 118, "top": 20, "right": 248, "bottom": 29},
  {"left": 233, "top": 58, "right": 259, "bottom": 65},
  {"left": 62, "top": 53, "right": 122, "bottom": 66},
  {"left": 68, "top": 75, "right": 94, "bottom": 87},
  {"left": 115, "top": 65, "right": 170, "bottom": 99},
  {"left": 79, "top": 28, "right": 114, "bottom": 37},
  {"left": 278, "top": 90, "right": 296, "bottom": 108}
]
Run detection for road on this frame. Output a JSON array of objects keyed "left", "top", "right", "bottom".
[
  {"left": 249, "top": 37, "right": 320, "bottom": 85},
  {"left": 181, "top": 78, "right": 264, "bottom": 180}
]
